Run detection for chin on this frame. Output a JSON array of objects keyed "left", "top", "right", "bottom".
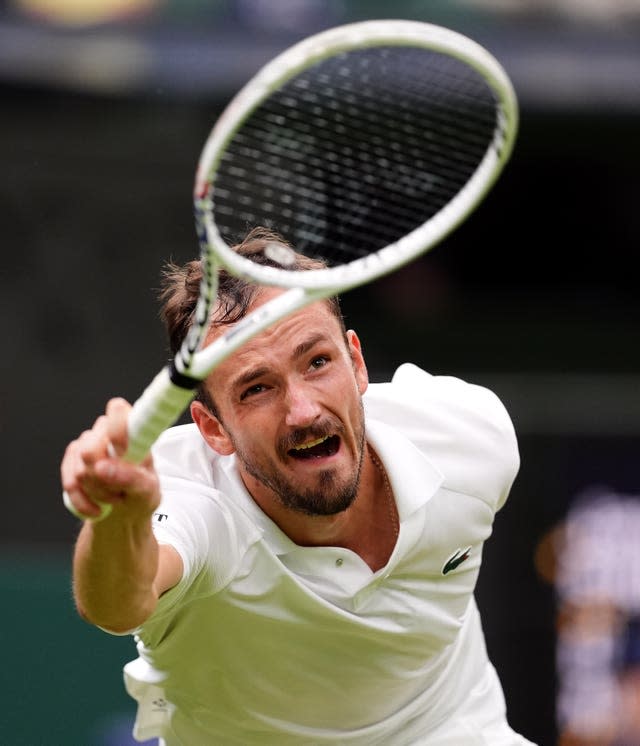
[{"left": 285, "top": 483, "right": 358, "bottom": 517}]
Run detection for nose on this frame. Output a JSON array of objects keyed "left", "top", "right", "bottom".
[{"left": 284, "top": 380, "right": 322, "bottom": 428}]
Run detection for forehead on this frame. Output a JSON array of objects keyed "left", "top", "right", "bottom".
[
  {"left": 208, "top": 286, "right": 341, "bottom": 338},
  {"left": 206, "top": 288, "right": 345, "bottom": 378}
]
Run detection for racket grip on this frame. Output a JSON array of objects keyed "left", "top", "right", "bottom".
[{"left": 125, "top": 366, "right": 196, "bottom": 464}]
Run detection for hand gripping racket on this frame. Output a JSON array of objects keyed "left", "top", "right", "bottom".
[{"left": 71, "top": 19, "right": 518, "bottom": 520}]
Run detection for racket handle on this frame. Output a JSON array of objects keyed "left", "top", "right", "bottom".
[{"left": 125, "top": 366, "right": 196, "bottom": 464}]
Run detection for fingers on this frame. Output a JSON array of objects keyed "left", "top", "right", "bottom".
[
  {"left": 61, "top": 398, "right": 159, "bottom": 521},
  {"left": 61, "top": 423, "right": 113, "bottom": 519},
  {"left": 92, "top": 454, "right": 157, "bottom": 499},
  {"left": 63, "top": 489, "right": 111, "bottom": 522}
]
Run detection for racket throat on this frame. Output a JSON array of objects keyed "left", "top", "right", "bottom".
[{"left": 168, "top": 361, "right": 202, "bottom": 390}]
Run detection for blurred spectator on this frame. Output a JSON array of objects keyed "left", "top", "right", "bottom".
[
  {"left": 12, "top": 0, "right": 160, "bottom": 26},
  {"left": 537, "top": 488, "right": 640, "bottom": 745},
  {"left": 233, "top": 0, "right": 341, "bottom": 33}
]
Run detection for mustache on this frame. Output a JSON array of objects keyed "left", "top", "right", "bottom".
[{"left": 277, "top": 418, "right": 343, "bottom": 458}]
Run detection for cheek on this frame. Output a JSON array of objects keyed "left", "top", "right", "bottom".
[{"left": 230, "top": 419, "right": 274, "bottom": 459}]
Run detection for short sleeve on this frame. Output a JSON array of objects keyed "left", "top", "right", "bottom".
[{"left": 365, "top": 363, "right": 520, "bottom": 513}]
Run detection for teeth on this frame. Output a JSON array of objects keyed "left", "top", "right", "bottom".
[{"left": 294, "top": 435, "right": 329, "bottom": 451}]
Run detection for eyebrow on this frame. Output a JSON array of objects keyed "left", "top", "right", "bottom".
[
  {"left": 292, "top": 333, "right": 327, "bottom": 360},
  {"left": 231, "top": 333, "right": 330, "bottom": 392}
]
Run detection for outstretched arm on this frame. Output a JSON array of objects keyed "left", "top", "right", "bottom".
[{"left": 61, "top": 398, "right": 182, "bottom": 633}]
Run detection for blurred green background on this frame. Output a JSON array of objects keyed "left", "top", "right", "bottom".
[{"left": 0, "top": 547, "right": 141, "bottom": 744}]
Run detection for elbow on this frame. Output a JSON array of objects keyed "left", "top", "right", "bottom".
[{"left": 74, "top": 596, "right": 155, "bottom": 635}]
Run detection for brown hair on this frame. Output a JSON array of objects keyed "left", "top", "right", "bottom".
[{"left": 159, "top": 227, "right": 346, "bottom": 415}]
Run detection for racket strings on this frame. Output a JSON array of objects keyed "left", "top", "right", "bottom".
[
  {"left": 223, "top": 131, "right": 448, "bottom": 227},
  {"left": 241, "top": 99, "right": 483, "bottom": 188},
  {"left": 243, "top": 74, "right": 491, "bottom": 198},
  {"left": 292, "top": 62, "right": 497, "bottom": 153},
  {"left": 211, "top": 46, "right": 500, "bottom": 266},
  {"left": 219, "top": 64, "right": 490, "bottom": 238}
]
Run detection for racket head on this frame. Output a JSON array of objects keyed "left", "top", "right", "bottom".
[{"left": 194, "top": 19, "right": 518, "bottom": 292}]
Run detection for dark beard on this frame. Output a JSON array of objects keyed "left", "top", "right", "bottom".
[
  {"left": 234, "top": 405, "right": 366, "bottom": 517},
  {"left": 243, "top": 458, "right": 362, "bottom": 516}
]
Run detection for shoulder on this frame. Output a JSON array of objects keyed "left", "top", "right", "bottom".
[
  {"left": 364, "top": 364, "right": 519, "bottom": 511},
  {"left": 150, "top": 424, "right": 262, "bottom": 588},
  {"left": 151, "top": 423, "right": 258, "bottom": 531},
  {"left": 152, "top": 423, "right": 214, "bottom": 480},
  {"left": 364, "top": 363, "right": 515, "bottom": 438}
]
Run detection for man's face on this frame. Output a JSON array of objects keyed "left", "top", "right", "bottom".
[{"left": 194, "top": 289, "right": 369, "bottom": 517}]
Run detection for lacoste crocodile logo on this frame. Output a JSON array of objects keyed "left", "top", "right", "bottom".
[{"left": 442, "top": 546, "right": 472, "bottom": 575}]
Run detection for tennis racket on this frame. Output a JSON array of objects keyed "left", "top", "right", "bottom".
[{"left": 73, "top": 19, "right": 518, "bottom": 520}]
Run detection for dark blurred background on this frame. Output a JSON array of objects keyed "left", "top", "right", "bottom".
[{"left": 1, "top": 1, "right": 639, "bottom": 744}]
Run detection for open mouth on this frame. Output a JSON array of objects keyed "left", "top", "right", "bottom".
[{"left": 288, "top": 435, "right": 340, "bottom": 460}]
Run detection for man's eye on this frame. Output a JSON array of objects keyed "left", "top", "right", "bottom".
[
  {"left": 240, "top": 384, "right": 266, "bottom": 400},
  {"left": 310, "top": 356, "right": 329, "bottom": 369}
]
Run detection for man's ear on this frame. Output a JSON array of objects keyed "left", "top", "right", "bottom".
[
  {"left": 190, "top": 400, "right": 235, "bottom": 455},
  {"left": 346, "top": 329, "right": 369, "bottom": 395}
]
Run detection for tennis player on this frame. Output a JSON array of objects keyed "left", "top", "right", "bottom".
[{"left": 62, "top": 230, "right": 536, "bottom": 745}]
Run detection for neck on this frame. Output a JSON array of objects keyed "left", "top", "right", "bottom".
[{"left": 243, "top": 444, "right": 398, "bottom": 571}]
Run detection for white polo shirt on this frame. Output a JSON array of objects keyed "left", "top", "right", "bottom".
[{"left": 122, "top": 364, "right": 535, "bottom": 745}]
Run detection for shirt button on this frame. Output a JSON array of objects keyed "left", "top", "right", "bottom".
[{"left": 335, "top": 558, "right": 344, "bottom": 567}]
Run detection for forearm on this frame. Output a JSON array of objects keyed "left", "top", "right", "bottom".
[
  {"left": 73, "top": 515, "right": 160, "bottom": 633},
  {"left": 61, "top": 398, "right": 168, "bottom": 631}
]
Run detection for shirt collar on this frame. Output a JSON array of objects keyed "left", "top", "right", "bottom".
[{"left": 365, "top": 417, "right": 443, "bottom": 522}]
